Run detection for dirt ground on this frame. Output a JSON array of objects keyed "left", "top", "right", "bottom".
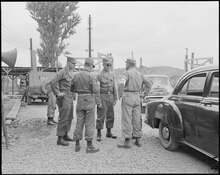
[{"left": 1, "top": 98, "right": 219, "bottom": 174}]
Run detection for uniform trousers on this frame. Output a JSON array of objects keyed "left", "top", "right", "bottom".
[
  {"left": 96, "top": 93, "right": 115, "bottom": 130},
  {"left": 121, "top": 92, "right": 142, "bottom": 139},
  {"left": 56, "top": 94, "right": 74, "bottom": 136},
  {"left": 47, "top": 90, "right": 56, "bottom": 119},
  {"left": 73, "top": 94, "right": 96, "bottom": 141}
]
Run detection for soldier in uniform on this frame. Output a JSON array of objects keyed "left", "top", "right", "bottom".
[
  {"left": 117, "top": 58, "right": 152, "bottom": 149},
  {"left": 71, "top": 58, "right": 101, "bottom": 153},
  {"left": 96, "top": 58, "right": 117, "bottom": 141},
  {"left": 50, "top": 56, "right": 77, "bottom": 146}
]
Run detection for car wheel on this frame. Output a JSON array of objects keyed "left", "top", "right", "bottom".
[{"left": 159, "top": 120, "right": 179, "bottom": 151}]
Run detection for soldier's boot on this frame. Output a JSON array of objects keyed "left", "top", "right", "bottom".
[
  {"left": 134, "top": 138, "right": 142, "bottom": 147},
  {"left": 117, "top": 138, "right": 131, "bottom": 149},
  {"left": 63, "top": 132, "right": 75, "bottom": 142},
  {"left": 57, "top": 136, "right": 69, "bottom": 146},
  {"left": 97, "top": 129, "right": 102, "bottom": 142},
  {"left": 75, "top": 140, "right": 81, "bottom": 152},
  {"left": 106, "top": 128, "right": 117, "bottom": 139},
  {"left": 86, "top": 141, "right": 100, "bottom": 153},
  {"left": 47, "top": 118, "right": 56, "bottom": 125}
]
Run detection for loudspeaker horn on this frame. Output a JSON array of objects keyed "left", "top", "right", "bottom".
[{"left": 1, "top": 48, "right": 17, "bottom": 67}]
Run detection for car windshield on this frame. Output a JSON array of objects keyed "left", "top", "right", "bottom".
[{"left": 148, "top": 76, "right": 169, "bottom": 85}]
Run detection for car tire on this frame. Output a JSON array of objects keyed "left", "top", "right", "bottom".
[{"left": 159, "top": 120, "right": 179, "bottom": 151}]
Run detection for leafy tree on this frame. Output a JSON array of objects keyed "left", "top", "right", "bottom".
[{"left": 26, "top": 2, "right": 81, "bottom": 68}]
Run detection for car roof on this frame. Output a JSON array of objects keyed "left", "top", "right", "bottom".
[
  {"left": 183, "top": 64, "right": 219, "bottom": 77},
  {"left": 177, "top": 64, "right": 219, "bottom": 84}
]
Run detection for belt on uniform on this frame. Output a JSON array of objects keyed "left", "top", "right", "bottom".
[
  {"left": 60, "top": 90, "right": 72, "bottom": 95},
  {"left": 124, "top": 90, "right": 139, "bottom": 92},
  {"left": 100, "top": 91, "right": 113, "bottom": 94},
  {"left": 77, "top": 91, "right": 92, "bottom": 94}
]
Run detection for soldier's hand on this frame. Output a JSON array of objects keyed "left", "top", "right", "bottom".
[
  {"left": 56, "top": 92, "right": 65, "bottom": 98},
  {"left": 118, "top": 94, "right": 122, "bottom": 100},
  {"left": 97, "top": 103, "right": 103, "bottom": 108},
  {"left": 113, "top": 101, "right": 117, "bottom": 106}
]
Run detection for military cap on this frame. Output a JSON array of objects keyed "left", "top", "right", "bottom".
[
  {"left": 102, "top": 58, "right": 112, "bottom": 65},
  {"left": 67, "top": 56, "right": 77, "bottom": 64},
  {"left": 126, "top": 58, "right": 136, "bottom": 65},
  {"left": 85, "top": 58, "right": 95, "bottom": 68}
]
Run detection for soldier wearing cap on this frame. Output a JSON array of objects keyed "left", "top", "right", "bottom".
[
  {"left": 50, "top": 56, "right": 77, "bottom": 146},
  {"left": 71, "top": 58, "right": 101, "bottom": 153},
  {"left": 117, "top": 58, "right": 152, "bottom": 149},
  {"left": 96, "top": 58, "right": 118, "bottom": 141}
]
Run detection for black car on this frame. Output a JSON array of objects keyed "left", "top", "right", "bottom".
[{"left": 145, "top": 65, "right": 219, "bottom": 162}]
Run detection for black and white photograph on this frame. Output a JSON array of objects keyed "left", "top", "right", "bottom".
[{"left": 1, "top": 1, "right": 219, "bottom": 174}]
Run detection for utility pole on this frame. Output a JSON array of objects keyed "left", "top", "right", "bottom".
[
  {"left": 191, "top": 52, "right": 194, "bottom": 70},
  {"left": 30, "top": 38, "right": 33, "bottom": 70},
  {"left": 131, "top": 51, "right": 133, "bottom": 59},
  {"left": 88, "top": 14, "right": 93, "bottom": 58},
  {"left": 184, "top": 48, "right": 188, "bottom": 72}
]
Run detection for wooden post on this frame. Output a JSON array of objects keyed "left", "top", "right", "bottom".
[
  {"left": 184, "top": 48, "right": 188, "bottom": 72},
  {"left": 12, "top": 75, "right": 14, "bottom": 95},
  {"left": 2, "top": 67, "right": 12, "bottom": 94},
  {"left": 191, "top": 52, "right": 194, "bottom": 70},
  {"left": 2, "top": 95, "right": 9, "bottom": 149}
]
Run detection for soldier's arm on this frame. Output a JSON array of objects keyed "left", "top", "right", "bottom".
[
  {"left": 70, "top": 74, "right": 77, "bottom": 100},
  {"left": 50, "top": 70, "right": 64, "bottom": 96},
  {"left": 91, "top": 74, "right": 102, "bottom": 106},
  {"left": 112, "top": 74, "right": 118, "bottom": 102},
  {"left": 96, "top": 72, "right": 101, "bottom": 82},
  {"left": 70, "top": 73, "right": 77, "bottom": 93},
  {"left": 118, "top": 72, "right": 128, "bottom": 99},
  {"left": 142, "top": 75, "right": 153, "bottom": 96}
]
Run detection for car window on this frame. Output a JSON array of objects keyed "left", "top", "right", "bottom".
[
  {"left": 208, "top": 72, "right": 219, "bottom": 98},
  {"left": 178, "top": 73, "right": 206, "bottom": 96},
  {"left": 148, "top": 77, "right": 169, "bottom": 85}
]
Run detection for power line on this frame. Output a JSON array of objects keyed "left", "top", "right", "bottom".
[
  {"left": 2, "top": 33, "right": 28, "bottom": 48},
  {"left": 2, "top": 24, "right": 27, "bottom": 43},
  {"left": 2, "top": 32, "right": 28, "bottom": 47},
  {"left": 2, "top": 36, "right": 29, "bottom": 50},
  {"left": 1, "top": 27, "right": 28, "bottom": 46}
]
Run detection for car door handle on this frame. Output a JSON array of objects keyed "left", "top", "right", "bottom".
[{"left": 201, "top": 101, "right": 212, "bottom": 107}]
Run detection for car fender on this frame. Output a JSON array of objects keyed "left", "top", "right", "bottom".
[{"left": 147, "top": 99, "right": 184, "bottom": 140}]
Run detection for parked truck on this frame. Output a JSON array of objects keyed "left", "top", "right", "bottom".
[{"left": 25, "top": 70, "right": 58, "bottom": 105}]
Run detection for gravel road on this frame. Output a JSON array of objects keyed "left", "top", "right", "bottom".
[{"left": 2, "top": 99, "right": 218, "bottom": 174}]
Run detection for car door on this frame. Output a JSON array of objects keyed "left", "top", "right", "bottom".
[
  {"left": 196, "top": 71, "right": 219, "bottom": 156},
  {"left": 171, "top": 72, "right": 207, "bottom": 145}
]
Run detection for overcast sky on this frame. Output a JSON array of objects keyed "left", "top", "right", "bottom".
[{"left": 1, "top": 1, "right": 219, "bottom": 69}]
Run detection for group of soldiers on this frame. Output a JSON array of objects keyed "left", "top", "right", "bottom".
[{"left": 44, "top": 56, "right": 152, "bottom": 153}]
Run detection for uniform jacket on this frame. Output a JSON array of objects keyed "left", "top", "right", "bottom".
[
  {"left": 118, "top": 67, "right": 152, "bottom": 97},
  {"left": 97, "top": 69, "right": 117, "bottom": 102},
  {"left": 71, "top": 67, "right": 101, "bottom": 105},
  {"left": 50, "top": 66, "right": 77, "bottom": 96}
]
